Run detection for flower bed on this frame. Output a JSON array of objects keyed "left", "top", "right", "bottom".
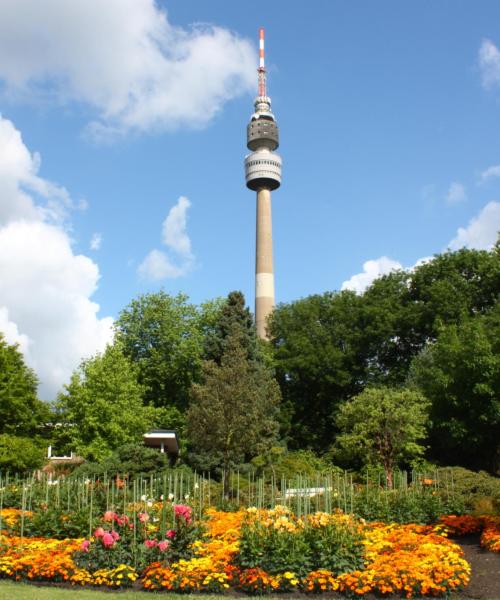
[{"left": 1, "top": 506, "right": 493, "bottom": 596}]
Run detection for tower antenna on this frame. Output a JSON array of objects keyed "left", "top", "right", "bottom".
[{"left": 258, "top": 27, "right": 266, "bottom": 97}]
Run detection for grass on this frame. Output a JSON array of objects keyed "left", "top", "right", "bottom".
[
  {"left": 0, "top": 582, "right": 497, "bottom": 600},
  {"left": 0, "top": 581, "right": 226, "bottom": 599}
]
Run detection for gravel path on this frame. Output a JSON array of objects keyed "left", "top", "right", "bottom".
[{"left": 455, "top": 536, "right": 500, "bottom": 599}]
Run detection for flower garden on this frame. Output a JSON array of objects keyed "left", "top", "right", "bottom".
[
  {"left": 0, "top": 504, "right": 499, "bottom": 596},
  {"left": 0, "top": 473, "right": 499, "bottom": 597}
]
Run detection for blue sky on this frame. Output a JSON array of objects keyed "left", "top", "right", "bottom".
[{"left": 0, "top": 0, "right": 500, "bottom": 399}]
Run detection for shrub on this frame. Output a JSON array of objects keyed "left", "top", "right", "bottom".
[{"left": 0, "top": 434, "right": 45, "bottom": 473}]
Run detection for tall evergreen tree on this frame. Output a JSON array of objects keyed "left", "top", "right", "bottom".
[
  {"left": 188, "top": 326, "right": 280, "bottom": 490},
  {"left": 204, "top": 291, "right": 258, "bottom": 363}
]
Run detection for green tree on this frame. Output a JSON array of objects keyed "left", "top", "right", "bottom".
[
  {"left": 0, "top": 333, "right": 47, "bottom": 435},
  {"left": 204, "top": 291, "right": 258, "bottom": 363},
  {"left": 409, "top": 304, "right": 500, "bottom": 473},
  {"left": 115, "top": 292, "right": 207, "bottom": 410},
  {"left": 187, "top": 327, "right": 281, "bottom": 491},
  {"left": 0, "top": 434, "right": 45, "bottom": 472},
  {"left": 334, "top": 387, "right": 429, "bottom": 487},
  {"left": 269, "top": 291, "right": 365, "bottom": 451},
  {"left": 57, "top": 343, "right": 165, "bottom": 461}
]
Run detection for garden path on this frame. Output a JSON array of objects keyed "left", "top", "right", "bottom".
[{"left": 456, "top": 536, "right": 500, "bottom": 599}]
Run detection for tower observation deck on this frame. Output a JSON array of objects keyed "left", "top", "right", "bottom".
[{"left": 244, "top": 28, "right": 282, "bottom": 340}]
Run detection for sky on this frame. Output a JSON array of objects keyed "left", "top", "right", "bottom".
[{"left": 1, "top": 0, "right": 500, "bottom": 400}]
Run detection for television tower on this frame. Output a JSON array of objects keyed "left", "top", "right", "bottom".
[{"left": 244, "top": 28, "right": 282, "bottom": 340}]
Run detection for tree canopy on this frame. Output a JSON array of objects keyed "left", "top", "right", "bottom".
[
  {"left": 334, "top": 387, "right": 430, "bottom": 487},
  {"left": 0, "top": 333, "right": 47, "bottom": 435},
  {"left": 57, "top": 343, "right": 164, "bottom": 461},
  {"left": 187, "top": 326, "right": 281, "bottom": 486}
]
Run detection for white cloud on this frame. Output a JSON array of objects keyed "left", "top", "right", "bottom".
[
  {"left": 0, "top": 0, "right": 255, "bottom": 138},
  {"left": 138, "top": 249, "right": 184, "bottom": 281},
  {"left": 445, "top": 182, "right": 467, "bottom": 205},
  {"left": 479, "top": 39, "right": 500, "bottom": 89},
  {"left": 480, "top": 164, "right": 500, "bottom": 182},
  {"left": 162, "top": 196, "right": 192, "bottom": 256},
  {"left": 90, "top": 232, "right": 102, "bottom": 251},
  {"left": 448, "top": 201, "right": 500, "bottom": 250},
  {"left": 138, "top": 196, "right": 194, "bottom": 281},
  {"left": 341, "top": 257, "right": 403, "bottom": 294},
  {"left": 0, "top": 115, "right": 113, "bottom": 400}
]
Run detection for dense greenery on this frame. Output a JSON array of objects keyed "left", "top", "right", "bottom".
[
  {"left": 187, "top": 326, "right": 281, "bottom": 487},
  {"left": 0, "top": 244, "right": 498, "bottom": 477},
  {"left": 333, "top": 387, "right": 429, "bottom": 486}
]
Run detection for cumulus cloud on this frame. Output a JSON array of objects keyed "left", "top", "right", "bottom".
[
  {"left": 0, "top": 0, "right": 255, "bottom": 138},
  {"left": 479, "top": 39, "right": 500, "bottom": 89},
  {"left": 138, "top": 196, "right": 194, "bottom": 281},
  {"left": 90, "top": 232, "right": 102, "bottom": 251},
  {"left": 341, "top": 257, "right": 403, "bottom": 294},
  {"left": 448, "top": 201, "right": 500, "bottom": 250},
  {"left": 480, "top": 164, "right": 500, "bottom": 182},
  {"left": 0, "top": 115, "right": 113, "bottom": 400},
  {"left": 446, "top": 182, "right": 467, "bottom": 205}
]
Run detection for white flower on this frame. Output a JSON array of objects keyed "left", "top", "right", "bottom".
[
  {"left": 168, "top": 493, "right": 174, "bottom": 500},
  {"left": 160, "top": 494, "right": 164, "bottom": 500},
  {"left": 147, "top": 501, "right": 153, "bottom": 507},
  {"left": 194, "top": 483, "right": 199, "bottom": 490},
  {"left": 184, "top": 494, "right": 190, "bottom": 500},
  {"left": 141, "top": 494, "right": 147, "bottom": 502}
]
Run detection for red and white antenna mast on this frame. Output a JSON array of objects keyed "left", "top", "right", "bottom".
[{"left": 258, "top": 27, "right": 267, "bottom": 97}]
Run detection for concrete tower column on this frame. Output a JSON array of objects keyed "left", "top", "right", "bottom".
[
  {"left": 244, "top": 28, "right": 282, "bottom": 340},
  {"left": 255, "top": 187, "right": 275, "bottom": 339}
]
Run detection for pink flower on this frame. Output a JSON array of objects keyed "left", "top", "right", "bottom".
[
  {"left": 144, "top": 539, "right": 157, "bottom": 548},
  {"left": 102, "top": 532, "right": 115, "bottom": 548},
  {"left": 158, "top": 540, "right": 170, "bottom": 552},
  {"left": 80, "top": 540, "right": 90, "bottom": 552},
  {"left": 166, "top": 529, "right": 176, "bottom": 539},
  {"left": 138, "top": 512, "right": 150, "bottom": 523},
  {"left": 94, "top": 527, "right": 105, "bottom": 538},
  {"left": 174, "top": 504, "right": 192, "bottom": 524},
  {"left": 103, "top": 511, "right": 117, "bottom": 522},
  {"left": 111, "top": 530, "right": 120, "bottom": 541}
]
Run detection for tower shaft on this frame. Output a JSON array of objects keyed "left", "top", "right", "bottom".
[
  {"left": 255, "top": 187, "right": 274, "bottom": 339},
  {"left": 244, "top": 28, "right": 281, "bottom": 340}
]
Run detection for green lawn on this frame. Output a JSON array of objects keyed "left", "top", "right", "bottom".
[
  {"left": 1, "top": 581, "right": 497, "bottom": 600},
  {"left": 0, "top": 581, "right": 227, "bottom": 599}
]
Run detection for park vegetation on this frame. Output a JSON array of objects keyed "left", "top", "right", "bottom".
[{"left": 0, "top": 243, "right": 498, "bottom": 481}]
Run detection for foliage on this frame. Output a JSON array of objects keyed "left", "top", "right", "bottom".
[
  {"left": 252, "top": 449, "right": 339, "bottom": 481},
  {"left": 12, "top": 508, "right": 93, "bottom": 539},
  {"left": 114, "top": 291, "right": 206, "bottom": 411},
  {"left": 187, "top": 327, "right": 281, "bottom": 485},
  {"left": 434, "top": 467, "right": 500, "bottom": 512},
  {"left": 409, "top": 305, "right": 500, "bottom": 473},
  {"left": 56, "top": 343, "right": 163, "bottom": 461},
  {"left": 204, "top": 291, "right": 258, "bottom": 364},
  {"left": 334, "top": 387, "right": 429, "bottom": 487},
  {"left": 0, "top": 434, "right": 45, "bottom": 473},
  {"left": 236, "top": 507, "right": 365, "bottom": 577},
  {"left": 71, "top": 443, "right": 171, "bottom": 479},
  {"left": 269, "top": 246, "right": 500, "bottom": 457},
  {"left": 269, "top": 291, "right": 364, "bottom": 452},
  {"left": 0, "top": 334, "right": 47, "bottom": 434}
]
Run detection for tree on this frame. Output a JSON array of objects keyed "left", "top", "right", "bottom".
[
  {"left": 204, "top": 291, "right": 258, "bottom": 363},
  {"left": 333, "top": 387, "right": 430, "bottom": 487},
  {"left": 268, "top": 291, "right": 365, "bottom": 451},
  {"left": 409, "top": 304, "right": 500, "bottom": 473},
  {"left": 0, "top": 434, "right": 45, "bottom": 472},
  {"left": 114, "top": 292, "right": 207, "bottom": 410},
  {"left": 187, "top": 327, "right": 281, "bottom": 491},
  {"left": 57, "top": 343, "right": 165, "bottom": 461},
  {"left": 0, "top": 333, "right": 47, "bottom": 435}
]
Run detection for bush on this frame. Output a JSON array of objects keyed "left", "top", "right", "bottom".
[
  {"left": 0, "top": 434, "right": 45, "bottom": 473},
  {"left": 71, "top": 443, "right": 172, "bottom": 479},
  {"left": 236, "top": 507, "right": 365, "bottom": 577},
  {"left": 436, "top": 467, "right": 500, "bottom": 514}
]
